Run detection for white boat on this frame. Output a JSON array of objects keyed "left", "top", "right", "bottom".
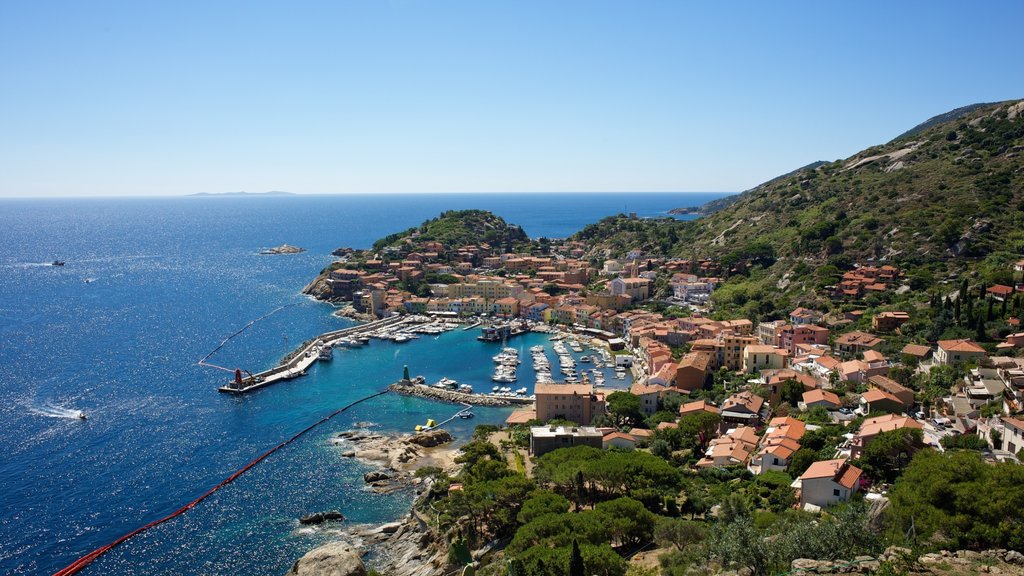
[
  {"left": 318, "top": 346, "right": 333, "bottom": 361},
  {"left": 394, "top": 335, "right": 409, "bottom": 343},
  {"left": 580, "top": 355, "right": 591, "bottom": 363}
]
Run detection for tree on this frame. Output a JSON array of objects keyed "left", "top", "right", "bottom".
[
  {"left": 518, "top": 490, "right": 571, "bottom": 524},
  {"left": 595, "top": 497, "right": 656, "bottom": 547},
  {"left": 569, "top": 539, "right": 584, "bottom": 576},
  {"left": 887, "top": 450, "right": 1024, "bottom": 551},
  {"left": 787, "top": 448, "right": 818, "bottom": 478},
  {"left": 677, "top": 411, "right": 722, "bottom": 451},
  {"left": 780, "top": 378, "right": 804, "bottom": 407},
  {"left": 857, "top": 428, "right": 925, "bottom": 484},
  {"left": 655, "top": 517, "right": 709, "bottom": 550},
  {"left": 607, "top": 391, "right": 643, "bottom": 426}
]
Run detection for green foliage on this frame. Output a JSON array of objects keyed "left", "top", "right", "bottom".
[
  {"left": 517, "top": 490, "right": 571, "bottom": 525},
  {"left": 606, "top": 391, "right": 643, "bottom": 426},
  {"left": 887, "top": 450, "right": 1024, "bottom": 551},
  {"left": 940, "top": 433, "right": 989, "bottom": 451},
  {"left": 533, "top": 446, "right": 682, "bottom": 511},
  {"left": 856, "top": 428, "right": 925, "bottom": 484}
]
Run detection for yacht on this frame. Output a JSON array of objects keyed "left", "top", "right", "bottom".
[
  {"left": 394, "top": 335, "right": 410, "bottom": 343},
  {"left": 318, "top": 345, "right": 333, "bottom": 361}
]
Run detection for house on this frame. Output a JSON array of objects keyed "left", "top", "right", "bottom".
[
  {"left": 790, "top": 307, "right": 823, "bottom": 326},
  {"left": 609, "top": 277, "right": 651, "bottom": 302},
  {"left": 801, "top": 389, "right": 842, "bottom": 410},
  {"left": 630, "top": 381, "right": 668, "bottom": 416},
  {"left": 935, "top": 339, "right": 987, "bottom": 366},
  {"left": 602, "top": 431, "right": 638, "bottom": 450},
  {"left": 721, "top": 391, "right": 765, "bottom": 424},
  {"left": 530, "top": 426, "right": 604, "bottom": 456},
  {"left": 749, "top": 416, "right": 806, "bottom": 474},
  {"left": 859, "top": 389, "right": 906, "bottom": 414},
  {"left": 679, "top": 400, "right": 721, "bottom": 418},
  {"left": 988, "top": 285, "right": 1015, "bottom": 301},
  {"left": 866, "top": 375, "right": 915, "bottom": 408},
  {"left": 696, "top": 426, "right": 759, "bottom": 468},
  {"left": 997, "top": 333, "right": 1024, "bottom": 351},
  {"left": 534, "top": 383, "right": 606, "bottom": 425},
  {"left": 872, "top": 311, "right": 910, "bottom": 333},
  {"left": 850, "top": 414, "right": 924, "bottom": 458},
  {"left": 674, "top": 351, "right": 712, "bottom": 392},
  {"left": 777, "top": 324, "right": 830, "bottom": 354},
  {"left": 797, "top": 459, "right": 863, "bottom": 509},
  {"left": 901, "top": 343, "right": 932, "bottom": 362},
  {"left": 996, "top": 416, "right": 1024, "bottom": 453},
  {"left": 742, "top": 345, "right": 789, "bottom": 373},
  {"left": 834, "top": 331, "right": 884, "bottom": 356}
]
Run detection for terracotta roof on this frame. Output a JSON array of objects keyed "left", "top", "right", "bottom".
[
  {"left": 603, "top": 432, "right": 637, "bottom": 442},
  {"left": 803, "top": 389, "right": 841, "bottom": 407},
  {"left": 679, "top": 400, "right": 721, "bottom": 416},
  {"left": 937, "top": 339, "right": 986, "bottom": 354},
  {"left": 800, "top": 458, "right": 863, "bottom": 489},
  {"left": 901, "top": 344, "right": 932, "bottom": 358},
  {"left": 857, "top": 414, "right": 923, "bottom": 438},
  {"left": 861, "top": 389, "right": 901, "bottom": 404},
  {"left": 722, "top": 391, "right": 765, "bottom": 415}
]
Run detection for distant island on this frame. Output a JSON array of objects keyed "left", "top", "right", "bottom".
[
  {"left": 259, "top": 244, "right": 305, "bottom": 255},
  {"left": 187, "top": 191, "right": 296, "bottom": 197}
]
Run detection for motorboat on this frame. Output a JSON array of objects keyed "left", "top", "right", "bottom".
[
  {"left": 51, "top": 260, "right": 65, "bottom": 266},
  {"left": 394, "top": 335, "right": 409, "bottom": 343},
  {"left": 77, "top": 411, "right": 87, "bottom": 420},
  {"left": 318, "top": 345, "right": 334, "bottom": 361}
]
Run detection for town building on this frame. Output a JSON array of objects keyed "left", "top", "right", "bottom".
[{"left": 530, "top": 426, "right": 603, "bottom": 457}]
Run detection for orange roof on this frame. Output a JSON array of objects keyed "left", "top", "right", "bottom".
[
  {"left": 679, "top": 400, "right": 721, "bottom": 416},
  {"left": 800, "top": 458, "right": 863, "bottom": 489},
  {"left": 603, "top": 432, "right": 637, "bottom": 442},
  {"left": 803, "top": 388, "right": 841, "bottom": 407},
  {"left": 857, "top": 414, "right": 923, "bottom": 438},
  {"left": 937, "top": 339, "right": 986, "bottom": 354},
  {"left": 861, "top": 389, "right": 901, "bottom": 404}
]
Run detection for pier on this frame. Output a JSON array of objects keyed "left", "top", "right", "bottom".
[
  {"left": 388, "top": 380, "right": 536, "bottom": 406},
  {"left": 217, "top": 316, "right": 409, "bottom": 394}
]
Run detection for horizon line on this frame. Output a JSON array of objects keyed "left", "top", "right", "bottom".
[{"left": 0, "top": 190, "right": 740, "bottom": 200}]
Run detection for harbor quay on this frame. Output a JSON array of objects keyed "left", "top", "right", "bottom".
[{"left": 388, "top": 380, "right": 535, "bottom": 407}]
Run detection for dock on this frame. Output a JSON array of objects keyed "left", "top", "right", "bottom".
[{"left": 217, "top": 316, "right": 409, "bottom": 394}]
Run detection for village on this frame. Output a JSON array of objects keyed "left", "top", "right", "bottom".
[{"left": 311, "top": 221, "right": 1024, "bottom": 516}]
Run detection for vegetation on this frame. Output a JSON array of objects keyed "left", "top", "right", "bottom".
[{"left": 372, "top": 209, "right": 528, "bottom": 252}]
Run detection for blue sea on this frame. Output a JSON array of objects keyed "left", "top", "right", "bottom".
[{"left": 0, "top": 192, "right": 731, "bottom": 575}]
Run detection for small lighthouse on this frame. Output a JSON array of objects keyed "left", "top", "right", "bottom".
[{"left": 401, "top": 365, "right": 411, "bottom": 384}]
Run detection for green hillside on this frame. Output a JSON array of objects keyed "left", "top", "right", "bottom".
[
  {"left": 575, "top": 100, "right": 1024, "bottom": 312},
  {"left": 371, "top": 209, "right": 528, "bottom": 252}
]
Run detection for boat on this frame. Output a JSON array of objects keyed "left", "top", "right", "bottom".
[
  {"left": 394, "top": 335, "right": 409, "bottom": 343},
  {"left": 459, "top": 384, "right": 474, "bottom": 393},
  {"left": 51, "top": 260, "right": 65, "bottom": 266},
  {"left": 358, "top": 336, "right": 371, "bottom": 344},
  {"left": 77, "top": 411, "right": 87, "bottom": 420},
  {"left": 492, "top": 385, "right": 500, "bottom": 392},
  {"left": 580, "top": 355, "right": 591, "bottom": 363},
  {"left": 459, "top": 411, "right": 475, "bottom": 419},
  {"left": 318, "top": 345, "right": 333, "bottom": 361}
]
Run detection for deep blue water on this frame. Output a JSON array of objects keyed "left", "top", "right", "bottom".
[{"left": 0, "top": 192, "right": 731, "bottom": 575}]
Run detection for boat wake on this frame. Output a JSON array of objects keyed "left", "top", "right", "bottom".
[{"left": 29, "top": 403, "right": 86, "bottom": 420}]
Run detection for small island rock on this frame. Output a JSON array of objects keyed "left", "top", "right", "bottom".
[{"left": 260, "top": 244, "right": 306, "bottom": 255}]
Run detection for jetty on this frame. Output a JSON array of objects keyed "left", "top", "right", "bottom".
[
  {"left": 217, "top": 316, "right": 409, "bottom": 394},
  {"left": 389, "top": 380, "right": 535, "bottom": 407}
]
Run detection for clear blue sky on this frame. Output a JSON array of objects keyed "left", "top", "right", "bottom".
[{"left": 1, "top": 1, "right": 1022, "bottom": 197}]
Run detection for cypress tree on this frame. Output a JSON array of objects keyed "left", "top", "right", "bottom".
[
  {"left": 569, "top": 539, "right": 585, "bottom": 576},
  {"left": 988, "top": 298, "right": 995, "bottom": 321},
  {"left": 976, "top": 315, "right": 987, "bottom": 342},
  {"left": 1002, "top": 297, "right": 1008, "bottom": 318},
  {"left": 954, "top": 297, "right": 962, "bottom": 324}
]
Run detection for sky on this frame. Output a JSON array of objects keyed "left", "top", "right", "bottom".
[{"left": 1, "top": 1, "right": 1022, "bottom": 197}]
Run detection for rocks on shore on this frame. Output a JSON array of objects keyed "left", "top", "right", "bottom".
[
  {"left": 408, "top": 429, "right": 454, "bottom": 448},
  {"left": 287, "top": 541, "right": 366, "bottom": 576},
  {"left": 260, "top": 244, "right": 306, "bottom": 255},
  {"left": 363, "top": 471, "right": 390, "bottom": 483},
  {"left": 299, "top": 511, "right": 345, "bottom": 525}
]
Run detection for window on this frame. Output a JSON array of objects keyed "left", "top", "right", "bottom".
[{"left": 833, "top": 489, "right": 841, "bottom": 497}]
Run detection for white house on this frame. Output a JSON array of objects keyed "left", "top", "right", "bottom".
[{"left": 795, "top": 459, "right": 862, "bottom": 510}]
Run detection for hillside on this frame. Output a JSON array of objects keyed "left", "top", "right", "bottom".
[
  {"left": 575, "top": 100, "right": 1024, "bottom": 310},
  {"left": 371, "top": 209, "right": 528, "bottom": 252}
]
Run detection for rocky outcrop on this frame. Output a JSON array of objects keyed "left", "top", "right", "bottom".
[
  {"left": 784, "top": 547, "right": 1024, "bottom": 575},
  {"left": 408, "top": 429, "right": 454, "bottom": 448},
  {"left": 299, "top": 511, "right": 344, "bottom": 525},
  {"left": 260, "top": 244, "right": 306, "bottom": 255},
  {"left": 363, "top": 471, "right": 390, "bottom": 483},
  {"left": 286, "top": 541, "right": 366, "bottom": 576}
]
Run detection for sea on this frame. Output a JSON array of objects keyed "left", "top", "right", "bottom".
[{"left": 0, "top": 192, "right": 731, "bottom": 575}]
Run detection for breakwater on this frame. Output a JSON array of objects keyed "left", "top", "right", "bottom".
[
  {"left": 388, "top": 382, "right": 535, "bottom": 406},
  {"left": 217, "top": 316, "right": 409, "bottom": 393}
]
